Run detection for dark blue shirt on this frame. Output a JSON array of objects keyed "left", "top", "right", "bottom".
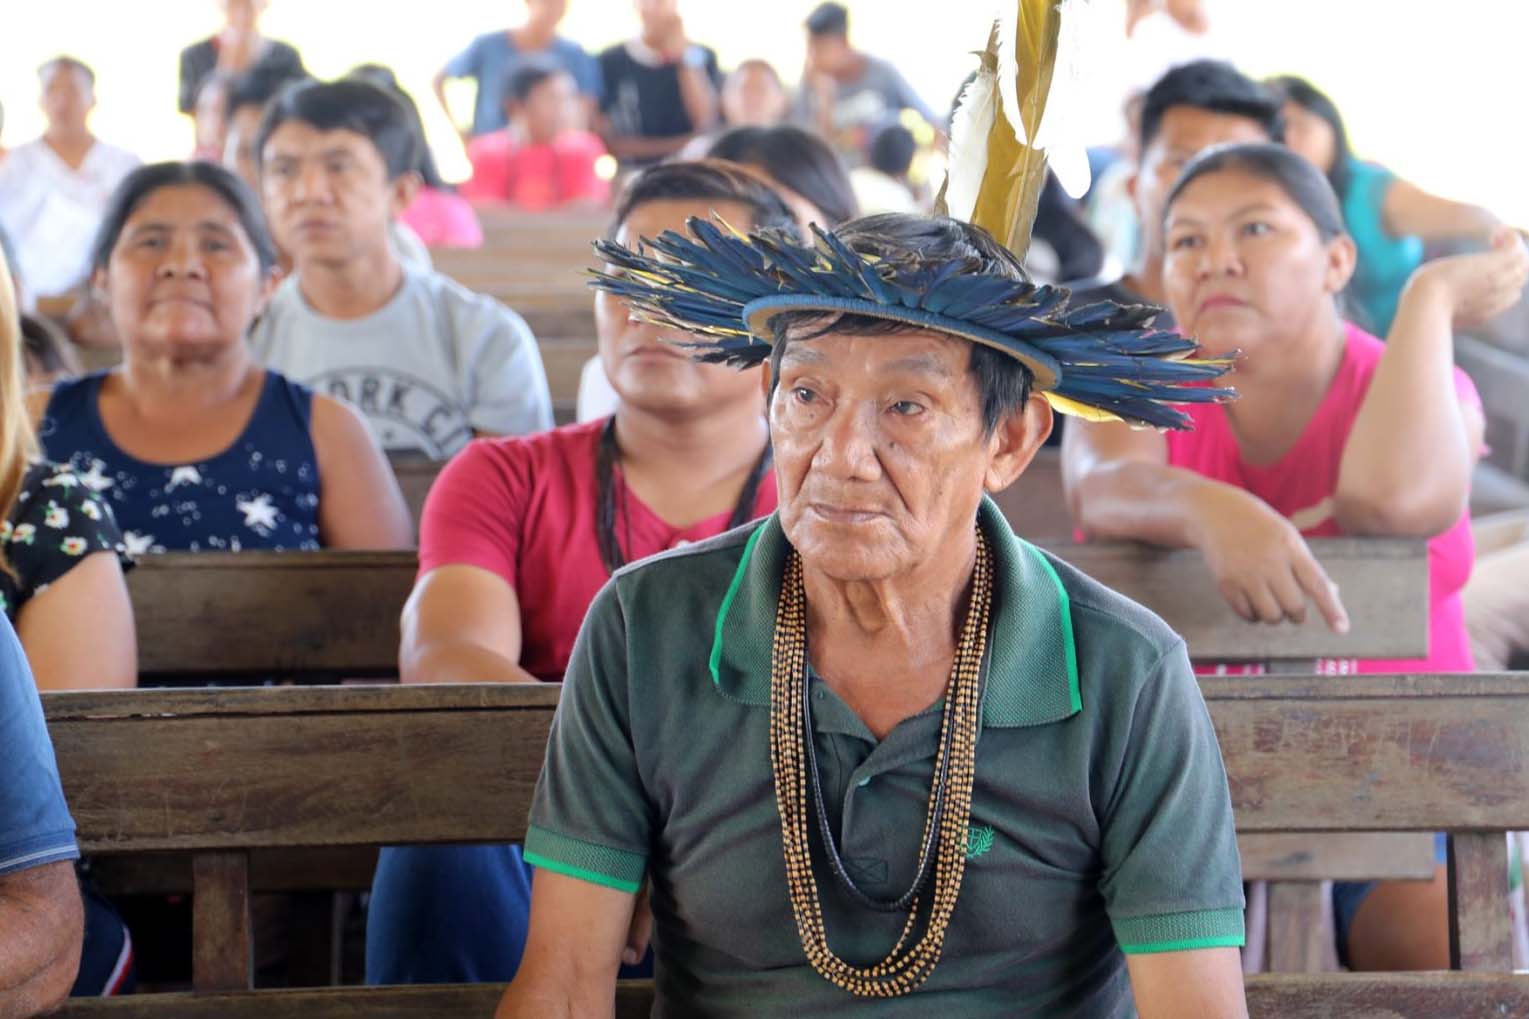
[
  {"left": 40, "top": 371, "right": 323, "bottom": 553},
  {"left": 0, "top": 613, "right": 78, "bottom": 876}
]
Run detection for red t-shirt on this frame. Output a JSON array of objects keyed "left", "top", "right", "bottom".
[
  {"left": 1166, "top": 323, "right": 1479, "bottom": 674},
  {"left": 418, "top": 419, "right": 778, "bottom": 681},
  {"left": 460, "top": 130, "right": 610, "bottom": 211}
]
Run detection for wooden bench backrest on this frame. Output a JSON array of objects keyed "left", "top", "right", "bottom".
[
  {"left": 46, "top": 675, "right": 1529, "bottom": 990},
  {"left": 125, "top": 535, "right": 1427, "bottom": 680}
]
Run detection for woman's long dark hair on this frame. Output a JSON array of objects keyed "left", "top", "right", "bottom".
[
  {"left": 706, "top": 125, "right": 859, "bottom": 226},
  {"left": 1267, "top": 75, "right": 1353, "bottom": 203}
]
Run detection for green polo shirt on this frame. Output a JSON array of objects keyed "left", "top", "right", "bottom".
[{"left": 525, "top": 497, "right": 1244, "bottom": 1017}]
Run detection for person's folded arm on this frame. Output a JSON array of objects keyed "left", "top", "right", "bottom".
[
  {"left": 400, "top": 565, "right": 534, "bottom": 684},
  {"left": 311, "top": 394, "right": 414, "bottom": 549},
  {"left": 0, "top": 861, "right": 83, "bottom": 1019},
  {"left": 1337, "top": 235, "right": 1526, "bottom": 536}
]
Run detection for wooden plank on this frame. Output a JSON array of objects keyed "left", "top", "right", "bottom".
[
  {"left": 126, "top": 551, "right": 415, "bottom": 679},
  {"left": 48, "top": 685, "right": 560, "bottom": 853},
  {"left": 191, "top": 851, "right": 253, "bottom": 991},
  {"left": 1053, "top": 538, "right": 1427, "bottom": 661},
  {"left": 1266, "top": 882, "right": 1337, "bottom": 973},
  {"left": 1449, "top": 832, "right": 1514, "bottom": 971},
  {"left": 44, "top": 974, "right": 1529, "bottom": 1019},
  {"left": 121, "top": 532, "right": 1426, "bottom": 680},
  {"left": 1206, "top": 674, "right": 1529, "bottom": 831},
  {"left": 991, "top": 448, "right": 1070, "bottom": 539},
  {"left": 90, "top": 846, "right": 378, "bottom": 896},
  {"left": 45, "top": 677, "right": 1529, "bottom": 858},
  {"left": 1239, "top": 833, "right": 1436, "bottom": 881}
]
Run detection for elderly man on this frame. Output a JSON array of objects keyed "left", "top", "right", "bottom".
[
  {"left": 496, "top": 212, "right": 1247, "bottom": 1017},
  {"left": 0, "top": 613, "right": 84, "bottom": 1015}
]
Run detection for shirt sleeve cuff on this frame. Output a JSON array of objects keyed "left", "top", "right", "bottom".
[
  {"left": 1112, "top": 907, "right": 1246, "bottom": 955},
  {"left": 524, "top": 824, "right": 646, "bottom": 895}
]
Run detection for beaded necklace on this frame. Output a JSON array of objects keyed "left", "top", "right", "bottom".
[{"left": 769, "top": 528, "right": 993, "bottom": 997}]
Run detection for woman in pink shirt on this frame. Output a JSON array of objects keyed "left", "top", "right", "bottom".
[{"left": 1064, "top": 142, "right": 1528, "bottom": 973}]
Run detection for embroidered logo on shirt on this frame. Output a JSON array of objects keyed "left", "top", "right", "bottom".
[{"left": 966, "top": 824, "right": 995, "bottom": 860}]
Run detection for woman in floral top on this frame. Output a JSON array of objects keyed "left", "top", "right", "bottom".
[{"left": 0, "top": 258, "right": 135, "bottom": 692}]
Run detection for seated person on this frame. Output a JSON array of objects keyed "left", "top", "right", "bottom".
[
  {"left": 250, "top": 80, "right": 552, "bottom": 459},
  {"left": 34, "top": 161, "right": 413, "bottom": 553},
  {"left": 500, "top": 213, "right": 1247, "bottom": 1017},
  {"left": 721, "top": 59, "right": 789, "bottom": 128},
  {"left": 366, "top": 161, "right": 796, "bottom": 986},
  {"left": 597, "top": 0, "right": 721, "bottom": 167},
  {"left": 1, "top": 256, "right": 132, "bottom": 689},
  {"left": 795, "top": 2, "right": 942, "bottom": 162},
  {"left": 1275, "top": 76, "right": 1507, "bottom": 336},
  {"left": 0, "top": 57, "right": 140, "bottom": 300},
  {"left": 433, "top": 0, "right": 601, "bottom": 139},
  {"left": 578, "top": 130, "right": 858, "bottom": 421},
  {"left": 1072, "top": 60, "right": 1282, "bottom": 318},
  {"left": 850, "top": 123, "right": 920, "bottom": 215},
  {"left": 2, "top": 248, "right": 134, "bottom": 1002},
  {"left": 190, "top": 71, "right": 234, "bottom": 161},
  {"left": 461, "top": 60, "right": 610, "bottom": 211},
  {"left": 1064, "top": 143, "right": 1528, "bottom": 971},
  {"left": 349, "top": 65, "right": 483, "bottom": 248},
  {"left": 177, "top": 0, "right": 304, "bottom": 116},
  {"left": 0, "top": 612, "right": 87, "bottom": 1015}
]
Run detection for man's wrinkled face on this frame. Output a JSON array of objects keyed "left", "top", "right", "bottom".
[{"left": 769, "top": 330, "right": 1006, "bottom": 582}]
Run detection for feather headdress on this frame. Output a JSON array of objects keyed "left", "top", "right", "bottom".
[
  {"left": 587, "top": 1, "right": 1236, "bottom": 430},
  {"left": 592, "top": 218, "right": 1234, "bottom": 429}
]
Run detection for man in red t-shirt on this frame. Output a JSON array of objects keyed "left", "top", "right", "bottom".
[
  {"left": 460, "top": 59, "right": 610, "bottom": 212},
  {"left": 366, "top": 161, "right": 801, "bottom": 985}
]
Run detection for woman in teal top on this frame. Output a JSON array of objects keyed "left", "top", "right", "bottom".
[{"left": 1272, "top": 76, "right": 1506, "bottom": 336}]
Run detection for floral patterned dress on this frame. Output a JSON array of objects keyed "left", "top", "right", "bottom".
[{"left": 0, "top": 460, "right": 130, "bottom": 620}]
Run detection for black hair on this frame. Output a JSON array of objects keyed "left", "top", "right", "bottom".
[
  {"left": 226, "top": 62, "right": 311, "bottom": 119},
  {"left": 1166, "top": 142, "right": 1346, "bottom": 242},
  {"left": 1139, "top": 60, "right": 1283, "bottom": 154},
  {"left": 805, "top": 1, "right": 849, "bottom": 37},
  {"left": 90, "top": 161, "right": 279, "bottom": 274},
  {"left": 39, "top": 55, "right": 95, "bottom": 87},
  {"left": 20, "top": 314, "right": 79, "bottom": 381},
  {"left": 608, "top": 159, "right": 803, "bottom": 243},
  {"left": 869, "top": 124, "right": 916, "bottom": 180},
  {"left": 1267, "top": 75, "right": 1353, "bottom": 202},
  {"left": 504, "top": 57, "right": 566, "bottom": 107},
  {"left": 767, "top": 213, "right": 1033, "bottom": 436},
  {"left": 706, "top": 125, "right": 859, "bottom": 226},
  {"left": 346, "top": 64, "right": 448, "bottom": 190},
  {"left": 254, "top": 79, "right": 419, "bottom": 180}
]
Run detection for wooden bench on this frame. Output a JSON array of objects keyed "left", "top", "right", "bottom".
[
  {"left": 46, "top": 674, "right": 1529, "bottom": 1017},
  {"left": 123, "top": 536, "right": 1424, "bottom": 685}
]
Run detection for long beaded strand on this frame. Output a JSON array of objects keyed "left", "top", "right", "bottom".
[{"left": 768, "top": 528, "right": 993, "bottom": 997}]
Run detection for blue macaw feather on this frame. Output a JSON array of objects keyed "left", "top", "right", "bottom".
[{"left": 584, "top": 217, "right": 1239, "bottom": 430}]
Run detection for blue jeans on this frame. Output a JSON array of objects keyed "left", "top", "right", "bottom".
[
  {"left": 366, "top": 843, "right": 652, "bottom": 984},
  {"left": 1331, "top": 833, "right": 1449, "bottom": 966}
]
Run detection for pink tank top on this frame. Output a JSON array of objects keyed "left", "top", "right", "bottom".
[{"left": 1166, "top": 323, "right": 1478, "bottom": 674}]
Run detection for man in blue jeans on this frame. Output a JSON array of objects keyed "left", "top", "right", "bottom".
[{"left": 0, "top": 613, "right": 85, "bottom": 1015}]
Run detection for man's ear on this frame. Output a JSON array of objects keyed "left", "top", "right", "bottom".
[
  {"left": 759, "top": 360, "right": 775, "bottom": 405},
  {"left": 984, "top": 392, "right": 1053, "bottom": 495},
  {"left": 390, "top": 171, "right": 422, "bottom": 217}
]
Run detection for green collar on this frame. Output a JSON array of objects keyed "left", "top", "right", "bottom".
[{"left": 707, "top": 496, "right": 1082, "bottom": 728}]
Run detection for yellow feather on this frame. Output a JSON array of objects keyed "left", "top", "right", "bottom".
[
  {"left": 951, "top": 2, "right": 1064, "bottom": 258},
  {"left": 1042, "top": 392, "right": 1126, "bottom": 424}
]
